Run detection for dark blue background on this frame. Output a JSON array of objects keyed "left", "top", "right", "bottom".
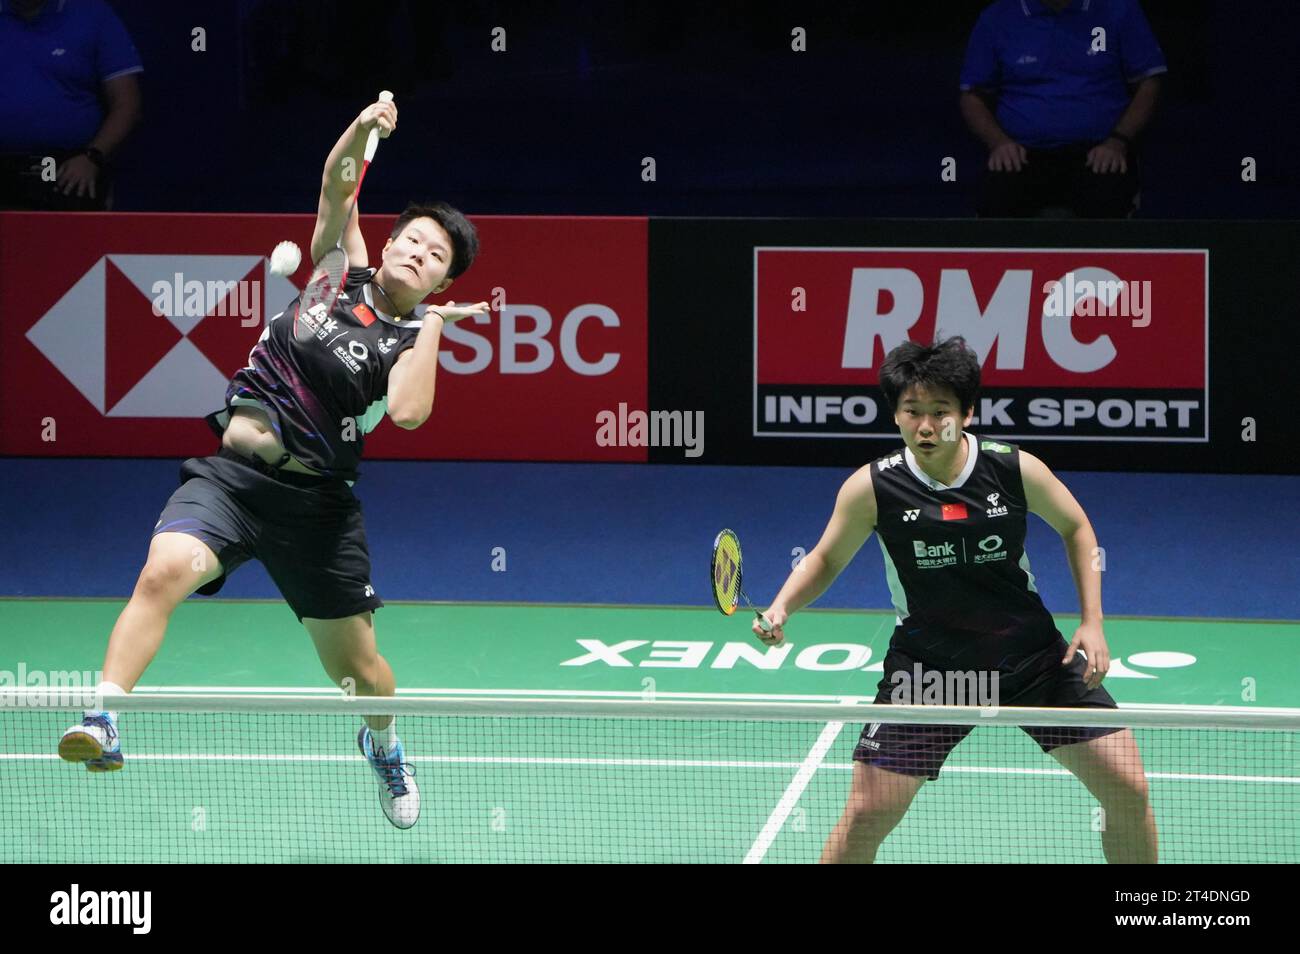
[{"left": 101, "top": 0, "right": 1297, "bottom": 219}]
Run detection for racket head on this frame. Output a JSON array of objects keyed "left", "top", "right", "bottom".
[
  {"left": 293, "top": 247, "right": 348, "bottom": 342},
  {"left": 710, "top": 528, "right": 744, "bottom": 616}
]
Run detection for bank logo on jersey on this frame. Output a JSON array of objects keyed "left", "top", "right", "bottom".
[
  {"left": 304, "top": 312, "right": 350, "bottom": 350},
  {"left": 974, "top": 534, "right": 1008, "bottom": 564},
  {"left": 940, "top": 503, "right": 968, "bottom": 521},
  {"left": 878, "top": 453, "right": 903, "bottom": 471},
  {"left": 986, "top": 492, "right": 1009, "bottom": 518},
  {"left": 912, "top": 539, "right": 958, "bottom": 569},
  {"left": 300, "top": 303, "right": 332, "bottom": 336},
  {"left": 903, "top": 509, "right": 920, "bottom": 522}
]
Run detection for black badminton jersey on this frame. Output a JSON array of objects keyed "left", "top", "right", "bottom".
[
  {"left": 871, "top": 433, "right": 1059, "bottom": 670},
  {"left": 205, "top": 267, "right": 424, "bottom": 482}
]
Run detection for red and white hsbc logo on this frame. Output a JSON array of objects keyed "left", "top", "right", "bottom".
[
  {"left": 21, "top": 254, "right": 297, "bottom": 419},
  {"left": 754, "top": 247, "right": 1208, "bottom": 442},
  {"left": 0, "top": 213, "right": 647, "bottom": 461}
]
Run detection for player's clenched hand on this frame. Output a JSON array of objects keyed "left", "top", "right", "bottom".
[
  {"left": 358, "top": 98, "right": 397, "bottom": 139},
  {"left": 426, "top": 301, "right": 491, "bottom": 323},
  {"left": 1063, "top": 621, "right": 1110, "bottom": 690},
  {"left": 754, "top": 606, "right": 788, "bottom": 646}
]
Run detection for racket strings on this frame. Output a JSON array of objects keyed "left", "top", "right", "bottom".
[
  {"left": 711, "top": 530, "right": 744, "bottom": 615},
  {"left": 294, "top": 248, "right": 348, "bottom": 342}
]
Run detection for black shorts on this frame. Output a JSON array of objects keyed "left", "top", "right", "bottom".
[
  {"left": 853, "top": 638, "right": 1121, "bottom": 780},
  {"left": 153, "top": 448, "right": 383, "bottom": 623}
]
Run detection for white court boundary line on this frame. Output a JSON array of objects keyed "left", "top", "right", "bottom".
[{"left": 743, "top": 720, "right": 846, "bottom": 864}]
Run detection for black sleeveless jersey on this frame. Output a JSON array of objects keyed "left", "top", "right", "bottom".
[
  {"left": 870, "top": 433, "right": 1059, "bottom": 670},
  {"left": 205, "top": 267, "right": 424, "bottom": 482}
]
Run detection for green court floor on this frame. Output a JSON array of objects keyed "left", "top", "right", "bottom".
[{"left": 2, "top": 599, "right": 1298, "bottom": 863}]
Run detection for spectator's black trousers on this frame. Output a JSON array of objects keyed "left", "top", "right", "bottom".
[
  {"left": 0, "top": 150, "right": 113, "bottom": 211},
  {"left": 977, "top": 143, "right": 1139, "bottom": 218}
]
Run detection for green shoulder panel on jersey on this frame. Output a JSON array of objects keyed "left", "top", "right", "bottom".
[{"left": 980, "top": 440, "right": 1014, "bottom": 454}]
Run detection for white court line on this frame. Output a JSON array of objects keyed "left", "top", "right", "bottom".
[
  {"left": 743, "top": 720, "right": 846, "bottom": 864},
  {"left": 3, "top": 753, "right": 1294, "bottom": 784},
  {"left": 929, "top": 765, "right": 1300, "bottom": 785},
  {"left": 810, "top": 764, "right": 1300, "bottom": 784}
]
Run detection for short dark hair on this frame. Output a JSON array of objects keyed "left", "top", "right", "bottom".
[
  {"left": 878, "top": 336, "right": 981, "bottom": 414},
  {"left": 389, "top": 201, "right": 479, "bottom": 280}
]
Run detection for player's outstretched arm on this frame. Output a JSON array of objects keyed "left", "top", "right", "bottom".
[
  {"left": 755, "top": 465, "right": 877, "bottom": 645},
  {"left": 1021, "top": 450, "right": 1110, "bottom": 687},
  {"left": 387, "top": 302, "right": 491, "bottom": 429},
  {"left": 310, "top": 98, "right": 396, "bottom": 265}
]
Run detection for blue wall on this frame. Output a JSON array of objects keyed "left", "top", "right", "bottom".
[{"left": 3, "top": 458, "right": 1296, "bottom": 619}]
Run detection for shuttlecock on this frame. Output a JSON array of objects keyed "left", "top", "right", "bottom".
[{"left": 269, "top": 241, "right": 302, "bottom": 276}]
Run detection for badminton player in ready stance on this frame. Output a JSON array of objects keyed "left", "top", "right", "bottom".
[
  {"left": 755, "top": 337, "right": 1158, "bottom": 862},
  {"left": 58, "top": 95, "right": 489, "bottom": 829}
]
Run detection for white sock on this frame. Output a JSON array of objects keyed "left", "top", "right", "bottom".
[
  {"left": 369, "top": 720, "right": 398, "bottom": 752},
  {"left": 87, "top": 682, "right": 126, "bottom": 720}
]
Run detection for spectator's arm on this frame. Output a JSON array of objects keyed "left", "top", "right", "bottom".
[
  {"left": 1110, "top": 75, "right": 1161, "bottom": 142},
  {"left": 959, "top": 90, "right": 1013, "bottom": 151},
  {"left": 89, "top": 73, "right": 142, "bottom": 159}
]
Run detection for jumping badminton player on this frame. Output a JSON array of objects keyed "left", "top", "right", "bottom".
[
  {"left": 754, "top": 337, "right": 1158, "bottom": 863},
  {"left": 58, "top": 95, "right": 489, "bottom": 830}
]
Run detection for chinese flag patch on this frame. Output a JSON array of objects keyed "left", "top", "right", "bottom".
[
  {"left": 352, "top": 303, "right": 377, "bottom": 327},
  {"left": 941, "top": 503, "right": 968, "bottom": 521}
]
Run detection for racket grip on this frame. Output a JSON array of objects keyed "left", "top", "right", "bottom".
[
  {"left": 755, "top": 611, "right": 773, "bottom": 634},
  {"left": 363, "top": 90, "right": 394, "bottom": 160}
]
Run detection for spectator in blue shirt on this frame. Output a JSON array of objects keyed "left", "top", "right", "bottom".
[
  {"left": 0, "top": 0, "right": 142, "bottom": 210},
  {"left": 959, "top": 0, "right": 1166, "bottom": 218}
]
